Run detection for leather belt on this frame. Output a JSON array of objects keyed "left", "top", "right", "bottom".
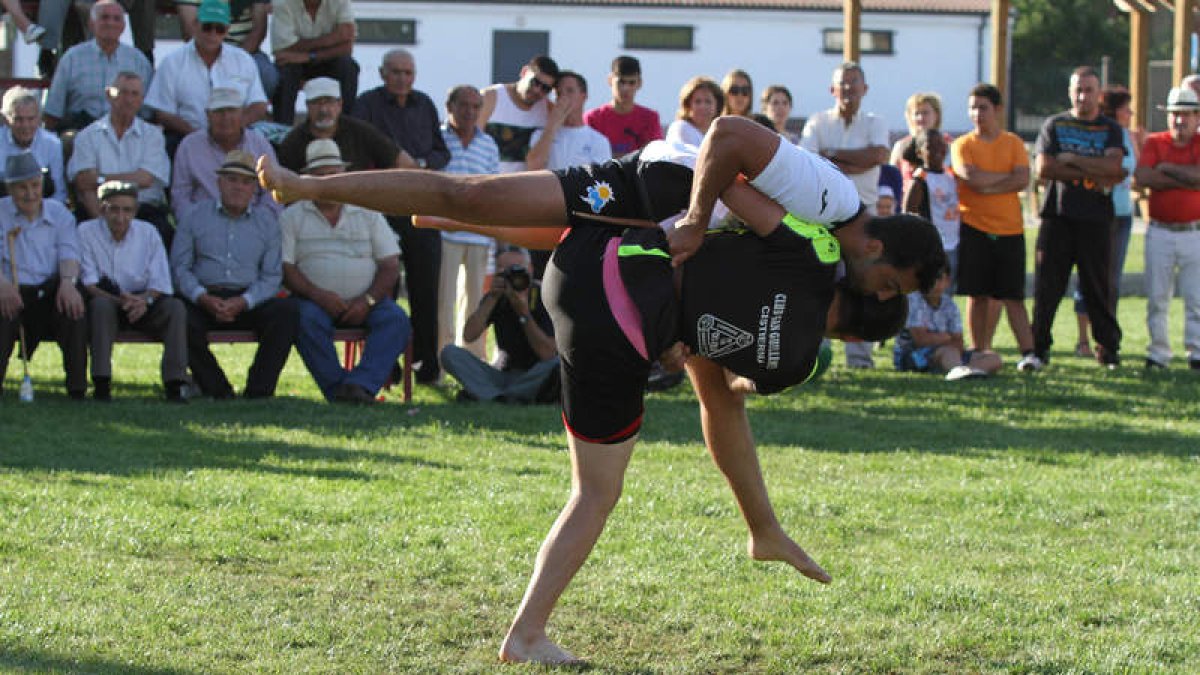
[{"left": 1151, "top": 220, "right": 1200, "bottom": 232}]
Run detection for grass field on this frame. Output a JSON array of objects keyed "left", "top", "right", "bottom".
[{"left": 1, "top": 297, "right": 1197, "bottom": 673}]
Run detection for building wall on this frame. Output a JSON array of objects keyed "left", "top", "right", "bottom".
[{"left": 10, "top": 2, "right": 991, "bottom": 134}]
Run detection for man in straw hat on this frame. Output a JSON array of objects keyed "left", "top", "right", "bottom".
[
  {"left": 80, "top": 180, "right": 188, "bottom": 401},
  {"left": 0, "top": 153, "right": 88, "bottom": 399},
  {"left": 281, "top": 139, "right": 409, "bottom": 403},
  {"left": 171, "top": 149, "right": 297, "bottom": 399},
  {"left": 1133, "top": 85, "right": 1200, "bottom": 370}
]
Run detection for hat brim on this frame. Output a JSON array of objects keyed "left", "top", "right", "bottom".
[
  {"left": 217, "top": 167, "right": 257, "bottom": 178},
  {"left": 3, "top": 171, "right": 42, "bottom": 184},
  {"left": 302, "top": 160, "right": 352, "bottom": 174},
  {"left": 1160, "top": 104, "right": 1200, "bottom": 112}
]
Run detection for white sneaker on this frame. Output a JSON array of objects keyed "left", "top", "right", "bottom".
[
  {"left": 23, "top": 23, "right": 45, "bottom": 45},
  {"left": 1016, "top": 354, "right": 1045, "bottom": 373},
  {"left": 945, "top": 365, "right": 989, "bottom": 381}
]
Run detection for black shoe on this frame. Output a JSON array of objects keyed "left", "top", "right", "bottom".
[
  {"left": 69, "top": 389, "right": 86, "bottom": 401},
  {"left": 1145, "top": 358, "right": 1167, "bottom": 370},
  {"left": 455, "top": 389, "right": 477, "bottom": 403},
  {"left": 415, "top": 365, "right": 440, "bottom": 385},
  {"left": 1190, "top": 359, "right": 1200, "bottom": 371},
  {"left": 1094, "top": 344, "right": 1120, "bottom": 369},
  {"left": 92, "top": 378, "right": 111, "bottom": 402},
  {"left": 332, "top": 382, "right": 375, "bottom": 404},
  {"left": 165, "top": 380, "right": 188, "bottom": 403}
]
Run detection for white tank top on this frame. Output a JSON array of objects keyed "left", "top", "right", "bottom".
[
  {"left": 483, "top": 84, "right": 549, "bottom": 173},
  {"left": 922, "top": 169, "right": 960, "bottom": 252}
]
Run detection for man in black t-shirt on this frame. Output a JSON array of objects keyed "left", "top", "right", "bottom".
[
  {"left": 1029, "top": 66, "right": 1126, "bottom": 370},
  {"left": 441, "top": 246, "right": 558, "bottom": 403}
]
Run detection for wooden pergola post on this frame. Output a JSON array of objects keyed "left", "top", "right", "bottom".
[
  {"left": 1130, "top": 5, "right": 1150, "bottom": 131},
  {"left": 843, "top": 0, "right": 861, "bottom": 63},
  {"left": 1173, "top": 0, "right": 1193, "bottom": 84},
  {"left": 990, "top": 0, "right": 1011, "bottom": 102}
]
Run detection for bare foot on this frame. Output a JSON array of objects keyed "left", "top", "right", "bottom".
[
  {"left": 499, "top": 631, "right": 585, "bottom": 665},
  {"left": 256, "top": 154, "right": 305, "bottom": 204},
  {"left": 748, "top": 528, "right": 832, "bottom": 584}
]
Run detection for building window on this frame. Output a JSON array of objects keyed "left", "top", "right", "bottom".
[
  {"left": 623, "top": 24, "right": 693, "bottom": 51},
  {"left": 822, "top": 29, "right": 894, "bottom": 55},
  {"left": 358, "top": 19, "right": 417, "bottom": 45}
]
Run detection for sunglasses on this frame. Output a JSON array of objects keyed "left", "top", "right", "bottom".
[
  {"left": 727, "top": 85, "right": 752, "bottom": 96},
  {"left": 200, "top": 22, "right": 228, "bottom": 34},
  {"left": 529, "top": 77, "right": 554, "bottom": 93}
]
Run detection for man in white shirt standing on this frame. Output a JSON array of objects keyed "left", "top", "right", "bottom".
[
  {"left": 525, "top": 71, "right": 612, "bottom": 172},
  {"left": 79, "top": 181, "right": 188, "bottom": 402},
  {"left": 801, "top": 61, "right": 889, "bottom": 367}
]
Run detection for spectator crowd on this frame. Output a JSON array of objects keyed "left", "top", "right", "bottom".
[{"left": 3, "top": 0, "right": 1198, "bottom": 404}]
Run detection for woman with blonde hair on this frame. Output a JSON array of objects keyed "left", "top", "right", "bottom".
[
  {"left": 890, "top": 91, "right": 947, "bottom": 187},
  {"left": 664, "top": 76, "right": 724, "bottom": 148},
  {"left": 721, "top": 69, "right": 754, "bottom": 117}
]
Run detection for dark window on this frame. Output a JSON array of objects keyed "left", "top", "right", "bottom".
[
  {"left": 623, "top": 25, "right": 693, "bottom": 51},
  {"left": 822, "top": 29, "right": 894, "bottom": 55},
  {"left": 357, "top": 19, "right": 417, "bottom": 45}
]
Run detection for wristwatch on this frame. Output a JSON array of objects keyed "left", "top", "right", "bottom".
[
  {"left": 145, "top": 294, "right": 156, "bottom": 307},
  {"left": 363, "top": 292, "right": 377, "bottom": 307}
]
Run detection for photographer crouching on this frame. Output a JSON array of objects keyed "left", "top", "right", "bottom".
[{"left": 441, "top": 246, "right": 559, "bottom": 404}]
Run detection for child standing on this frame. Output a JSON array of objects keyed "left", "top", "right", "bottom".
[{"left": 904, "top": 129, "right": 961, "bottom": 283}]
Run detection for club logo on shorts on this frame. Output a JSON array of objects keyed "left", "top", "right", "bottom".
[
  {"left": 580, "top": 181, "right": 615, "bottom": 213},
  {"left": 697, "top": 314, "right": 754, "bottom": 358}
]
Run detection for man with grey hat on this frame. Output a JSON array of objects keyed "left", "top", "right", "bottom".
[
  {"left": 1133, "top": 85, "right": 1200, "bottom": 370},
  {"left": 69, "top": 71, "right": 172, "bottom": 248},
  {"left": 79, "top": 181, "right": 188, "bottom": 401},
  {"left": 171, "top": 150, "right": 297, "bottom": 399},
  {"left": 0, "top": 153, "right": 88, "bottom": 399},
  {"left": 281, "top": 140, "right": 410, "bottom": 403},
  {"left": 172, "top": 87, "right": 281, "bottom": 220}
]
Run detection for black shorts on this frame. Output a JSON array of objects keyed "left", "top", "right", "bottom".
[
  {"left": 554, "top": 153, "right": 694, "bottom": 226},
  {"left": 956, "top": 222, "right": 1026, "bottom": 300},
  {"left": 543, "top": 225, "right": 653, "bottom": 445}
]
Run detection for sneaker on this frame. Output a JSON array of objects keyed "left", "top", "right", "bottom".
[
  {"left": 1016, "top": 353, "right": 1045, "bottom": 373},
  {"left": 23, "top": 23, "right": 45, "bottom": 45},
  {"left": 946, "top": 365, "right": 989, "bottom": 381},
  {"left": 1144, "top": 358, "right": 1167, "bottom": 370}
]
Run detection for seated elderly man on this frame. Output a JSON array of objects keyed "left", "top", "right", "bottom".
[
  {"left": 270, "top": 0, "right": 359, "bottom": 124},
  {"left": 282, "top": 140, "right": 410, "bottom": 403},
  {"left": 277, "top": 77, "right": 399, "bottom": 175},
  {"left": 170, "top": 150, "right": 297, "bottom": 400},
  {"left": 172, "top": 88, "right": 281, "bottom": 220},
  {"left": 0, "top": 153, "right": 87, "bottom": 399},
  {"left": 0, "top": 87, "right": 67, "bottom": 204},
  {"left": 69, "top": 71, "right": 172, "bottom": 248},
  {"left": 41, "top": 0, "right": 154, "bottom": 133},
  {"left": 79, "top": 181, "right": 188, "bottom": 402}
]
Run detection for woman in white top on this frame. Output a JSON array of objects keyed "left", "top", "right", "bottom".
[{"left": 664, "top": 76, "right": 724, "bottom": 149}]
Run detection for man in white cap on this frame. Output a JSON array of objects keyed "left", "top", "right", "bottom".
[
  {"left": 1133, "top": 86, "right": 1200, "bottom": 370},
  {"left": 277, "top": 77, "right": 400, "bottom": 176},
  {"left": 80, "top": 181, "right": 188, "bottom": 401},
  {"left": 270, "top": 0, "right": 358, "bottom": 124},
  {"left": 171, "top": 150, "right": 297, "bottom": 399},
  {"left": 172, "top": 87, "right": 281, "bottom": 220},
  {"left": 69, "top": 71, "right": 172, "bottom": 247},
  {"left": 0, "top": 153, "right": 88, "bottom": 399},
  {"left": 281, "top": 139, "right": 410, "bottom": 403}
]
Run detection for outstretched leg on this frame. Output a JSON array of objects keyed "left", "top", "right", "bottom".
[
  {"left": 257, "top": 156, "right": 568, "bottom": 229},
  {"left": 500, "top": 434, "right": 636, "bottom": 664},
  {"left": 686, "top": 356, "right": 831, "bottom": 584}
]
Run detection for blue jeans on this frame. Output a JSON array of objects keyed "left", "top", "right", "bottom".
[{"left": 295, "top": 297, "right": 410, "bottom": 400}]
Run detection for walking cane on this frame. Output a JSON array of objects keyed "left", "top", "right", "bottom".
[{"left": 5, "top": 227, "right": 34, "bottom": 402}]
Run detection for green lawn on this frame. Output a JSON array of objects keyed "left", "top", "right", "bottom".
[{"left": 2, "top": 298, "right": 1197, "bottom": 673}]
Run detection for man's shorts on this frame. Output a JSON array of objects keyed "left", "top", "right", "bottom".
[
  {"left": 553, "top": 154, "right": 694, "bottom": 226},
  {"left": 543, "top": 225, "right": 654, "bottom": 445},
  {"left": 956, "top": 221, "right": 1026, "bottom": 300}
]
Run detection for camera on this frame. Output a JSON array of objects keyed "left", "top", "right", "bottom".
[{"left": 498, "top": 264, "right": 531, "bottom": 292}]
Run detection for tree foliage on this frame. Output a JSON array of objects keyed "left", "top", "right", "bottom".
[{"left": 1011, "top": 0, "right": 1131, "bottom": 115}]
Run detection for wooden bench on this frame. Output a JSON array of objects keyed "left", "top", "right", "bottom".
[{"left": 114, "top": 328, "right": 413, "bottom": 402}]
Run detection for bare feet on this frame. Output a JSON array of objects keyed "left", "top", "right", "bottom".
[
  {"left": 256, "top": 154, "right": 304, "bottom": 204},
  {"left": 748, "top": 527, "right": 832, "bottom": 584},
  {"left": 499, "top": 630, "right": 585, "bottom": 665}
]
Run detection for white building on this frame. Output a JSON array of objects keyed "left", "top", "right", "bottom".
[{"left": 8, "top": 0, "right": 993, "bottom": 133}]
